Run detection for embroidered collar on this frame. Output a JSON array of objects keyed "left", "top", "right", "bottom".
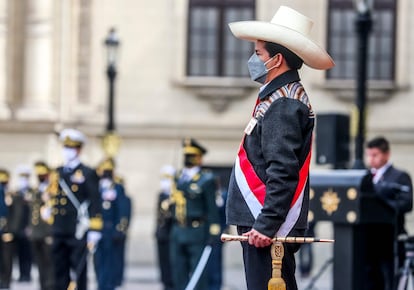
[{"left": 258, "top": 70, "right": 300, "bottom": 100}]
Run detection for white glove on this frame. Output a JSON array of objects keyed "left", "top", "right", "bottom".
[
  {"left": 40, "top": 206, "right": 52, "bottom": 222},
  {"left": 87, "top": 231, "right": 102, "bottom": 252},
  {"left": 87, "top": 230, "right": 102, "bottom": 244}
]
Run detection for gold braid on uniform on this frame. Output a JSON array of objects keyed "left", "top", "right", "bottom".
[
  {"left": 41, "top": 170, "right": 60, "bottom": 225},
  {"left": 170, "top": 181, "right": 186, "bottom": 226},
  {"left": 90, "top": 216, "right": 103, "bottom": 231}
]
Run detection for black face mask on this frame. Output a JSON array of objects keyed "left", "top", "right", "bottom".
[
  {"left": 38, "top": 176, "right": 47, "bottom": 183},
  {"left": 102, "top": 170, "right": 113, "bottom": 179},
  {"left": 184, "top": 154, "right": 198, "bottom": 167}
]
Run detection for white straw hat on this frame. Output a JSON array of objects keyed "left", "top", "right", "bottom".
[{"left": 229, "top": 6, "right": 334, "bottom": 70}]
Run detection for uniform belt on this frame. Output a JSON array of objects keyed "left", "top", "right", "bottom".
[{"left": 178, "top": 218, "right": 205, "bottom": 228}]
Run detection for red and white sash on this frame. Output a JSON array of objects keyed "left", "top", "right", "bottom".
[{"left": 234, "top": 138, "right": 311, "bottom": 237}]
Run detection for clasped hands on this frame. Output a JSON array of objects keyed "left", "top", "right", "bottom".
[{"left": 242, "top": 228, "right": 273, "bottom": 247}]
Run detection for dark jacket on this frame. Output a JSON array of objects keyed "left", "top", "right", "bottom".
[
  {"left": 226, "top": 70, "right": 313, "bottom": 238},
  {"left": 49, "top": 163, "right": 102, "bottom": 236},
  {"left": 374, "top": 165, "right": 413, "bottom": 234}
]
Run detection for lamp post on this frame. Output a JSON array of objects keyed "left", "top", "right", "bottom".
[
  {"left": 352, "top": 0, "right": 373, "bottom": 169},
  {"left": 104, "top": 27, "right": 119, "bottom": 132},
  {"left": 102, "top": 28, "right": 121, "bottom": 157}
]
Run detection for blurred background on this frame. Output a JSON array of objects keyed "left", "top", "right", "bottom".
[{"left": 0, "top": 0, "right": 412, "bottom": 273}]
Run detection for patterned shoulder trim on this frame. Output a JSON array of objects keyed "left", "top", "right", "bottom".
[{"left": 254, "top": 82, "right": 314, "bottom": 119}]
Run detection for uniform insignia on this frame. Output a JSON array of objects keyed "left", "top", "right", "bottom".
[
  {"left": 103, "top": 201, "right": 111, "bottom": 209},
  {"left": 190, "top": 183, "right": 201, "bottom": 193},
  {"left": 47, "top": 171, "right": 60, "bottom": 196},
  {"left": 71, "top": 169, "right": 85, "bottom": 183}
]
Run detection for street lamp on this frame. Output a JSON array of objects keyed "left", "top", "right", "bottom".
[
  {"left": 102, "top": 27, "right": 121, "bottom": 158},
  {"left": 104, "top": 27, "right": 120, "bottom": 132},
  {"left": 352, "top": 0, "right": 373, "bottom": 169}
]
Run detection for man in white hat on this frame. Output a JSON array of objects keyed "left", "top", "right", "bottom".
[
  {"left": 43, "top": 128, "right": 103, "bottom": 290},
  {"left": 225, "top": 6, "right": 334, "bottom": 290}
]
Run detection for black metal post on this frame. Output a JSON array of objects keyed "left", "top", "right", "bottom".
[
  {"left": 352, "top": 9, "right": 372, "bottom": 169},
  {"left": 106, "top": 63, "right": 117, "bottom": 132}
]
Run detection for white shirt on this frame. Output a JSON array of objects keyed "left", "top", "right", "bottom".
[{"left": 371, "top": 162, "right": 392, "bottom": 184}]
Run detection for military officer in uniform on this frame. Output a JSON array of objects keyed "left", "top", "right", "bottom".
[
  {"left": 0, "top": 166, "right": 33, "bottom": 288},
  {"left": 41, "top": 128, "right": 103, "bottom": 290},
  {"left": 0, "top": 169, "right": 10, "bottom": 289},
  {"left": 93, "top": 158, "right": 129, "bottom": 290},
  {"left": 8, "top": 165, "right": 33, "bottom": 283},
  {"left": 113, "top": 175, "right": 132, "bottom": 288},
  {"left": 28, "top": 161, "right": 55, "bottom": 290},
  {"left": 170, "top": 138, "right": 221, "bottom": 290},
  {"left": 155, "top": 164, "right": 175, "bottom": 290}
]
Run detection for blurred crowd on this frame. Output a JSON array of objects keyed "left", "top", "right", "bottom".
[{"left": 0, "top": 128, "right": 132, "bottom": 290}]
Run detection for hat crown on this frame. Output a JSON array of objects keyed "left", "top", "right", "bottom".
[
  {"left": 270, "top": 6, "right": 313, "bottom": 38},
  {"left": 59, "top": 128, "right": 86, "bottom": 147}
]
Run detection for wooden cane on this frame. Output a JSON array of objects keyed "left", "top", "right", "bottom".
[
  {"left": 221, "top": 233, "right": 334, "bottom": 290},
  {"left": 268, "top": 241, "right": 285, "bottom": 290},
  {"left": 220, "top": 233, "right": 334, "bottom": 243}
]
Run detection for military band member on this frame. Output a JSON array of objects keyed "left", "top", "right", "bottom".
[
  {"left": 170, "top": 138, "right": 221, "bottom": 290},
  {"left": 42, "top": 128, "right": 103, "bottom": 290},
  {"left": 0, "top": 169, "right": 10, "bottom": 289},
  {"left": 28, "top": 161, "right": 55, "bottom": 290},
  {"left": 113, "top": 175, "right": 132, "bottom": 288},
  {"left": 9, "top": 165, "right": 33, "bottom": 283},
  {"left": 94, "top": 158, "right": 129, "bottom": 290},
  {"left": 155, "top": 164, "right": 175, "bottom": 290}
]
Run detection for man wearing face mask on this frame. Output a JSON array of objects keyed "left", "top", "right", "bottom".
[
  {"left": 155, "top": 164, "right": 175, "bottom": 290},
  {"left": 44, "top": 128, "right": 102, "bottom": 290},
  {"left": 28, "top": 161, "right": 55, "bottom": 290},
  {"left": 169, "top": 138, "right": 221, "bottom": 290},
  {"left": 6, "top": 165, "right": 33, "bottom": 283},
  {"left": 226, "top": 6, "right": 334, "bottom": 290},
  {"left": 92, "top": 158, "right": 129, "bottom": 290}
]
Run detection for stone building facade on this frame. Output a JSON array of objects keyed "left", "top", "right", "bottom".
[{"left": 0, "top": 0, "right": 413, "bottom": 265}]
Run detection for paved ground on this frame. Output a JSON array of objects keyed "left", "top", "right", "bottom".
[
  {"left": 7, "top": 253, "right": 333, "bottom": 290},
  {"left": 8, "top": 263, "right": 332, "bottom": 290},
  {"left": 7, "top": 231, "right": 335, "bottom": 290}
]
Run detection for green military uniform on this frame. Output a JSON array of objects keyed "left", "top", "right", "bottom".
[
  {"left": 170, "top": 138, "right": 221, "bottom": 290},
  {"left": 28, "top": 161, "right": 55, "bottom": 290}
]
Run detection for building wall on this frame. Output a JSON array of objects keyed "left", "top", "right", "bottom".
[{"left": 0, "top": 0, "right": 412, "bottom": 265}]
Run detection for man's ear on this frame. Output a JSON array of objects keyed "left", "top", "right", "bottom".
[{"left": 274, "top": 53, "right": 283, "bottom": 67}]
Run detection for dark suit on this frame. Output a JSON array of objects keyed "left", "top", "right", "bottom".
[
  {"left": 49, "top": 164, "right": 102, "bottom": 290},
  {"left": 364, "top": 165, "right": 413, "bottom": 290}
]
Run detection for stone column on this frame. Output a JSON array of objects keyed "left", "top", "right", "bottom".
[
  {"left": 0, "top": 0, "right": 10, "bottom": 119},
  {"left": 16, "top": 0, "right": 56, "bottom": 120}
]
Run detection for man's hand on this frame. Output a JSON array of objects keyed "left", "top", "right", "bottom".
[
  {"left": 243, "top": 228, "right": 273, "bottom": 247},
  {"left": 87, "top": 231, "right": 102, "bottom": 252}
]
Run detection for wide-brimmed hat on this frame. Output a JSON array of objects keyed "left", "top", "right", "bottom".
[{"left": 229, "top": 6, "right": 334, "bottom": 70}]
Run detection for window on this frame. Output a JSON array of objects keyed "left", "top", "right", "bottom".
[
  {"left": 327, "top": 0, "right": 396, "bottom": 80},
  {"left": 187, "top": 0, "right": 255, "bottom": 77}
]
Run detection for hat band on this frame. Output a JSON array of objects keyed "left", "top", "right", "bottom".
[
  {"left": 63, "top": 140, "right": 82, "bottom": 147},
  {"left": 183, "top": 147, "right": 203, "bottom": 155},
  {"left": 35, "top": 166, "right": 49, "bottom": 175}
]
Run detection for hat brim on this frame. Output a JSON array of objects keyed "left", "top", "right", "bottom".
[{"left": 229, "top": 21, "right": 335, "bottom": 70}]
